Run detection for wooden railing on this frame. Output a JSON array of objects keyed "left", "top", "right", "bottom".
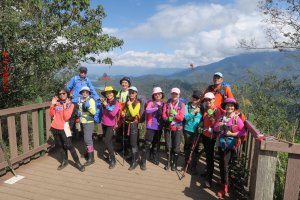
[
  {"left": 0, "top": 102, "right": 53, "bottom": 175},
  {"left": 241, "top": 121, "right": 300, "bottom": 200}
]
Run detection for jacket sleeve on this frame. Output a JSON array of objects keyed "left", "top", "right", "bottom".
[
  {"left": 128, "top": 102, "right": 140, "bottom": 117},
  {"left": 88, "top": 98, "right": 96, "bottom": 115},
  {"left": 63, "top": 103, "right": 74, "bottom": 121},
  {"left": 106, "top": 102, "right": 120, "bottom": 117},
  {"left": 49, "top": 105, "right": 55, "bottom": 117},
  {"left": 162, "top": 103, "right": 168, "bottom": 120},
  {"left": 146, "top": 102, "right": 158, "bottom": 114},
  {"left": 236, "top": 117, "right": 246, "bottom": 137},
  {"left": 174, "top": 103, "right": 185, "bottom": 122},
  {"left": 184, "top": 105, "right": 193, "bottom": 121},
  {"left": 66, "top": 77, "right": 75, "bottom": 92},
  {"left": 225, "top": 87, "right": 234, "bottom": 98}
]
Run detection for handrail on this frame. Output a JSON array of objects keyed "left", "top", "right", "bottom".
[{"left": 0, "top": 101, "right": 53, "bottom": 175}]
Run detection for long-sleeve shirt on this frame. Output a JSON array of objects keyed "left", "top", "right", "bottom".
[
  {"left": 202, "top": 105, "right": 222, "bottom": 139},
  {"left": 49, "top": 102, "right": 74, "bottom": 130},
  {"left": 163, "top": 99, "right": 185, "bottom": 131},
  {"left": 78, "top": 97, "right": 96, "bottom": 123},
  {"left": 66, "top": 75, "right": 100, "bottom": 103},
  {"left": 122, "top": 100, "right": 141, "bottom": 123},
  {"left": 184, "top": 103, "right": 202, "bottom": 133},
  {"left": 101, "top": 99, "right": 120, "bottom": 127},
  {"left": 144, "top": 101, "right": 164, "bottom": 130},
  {"left": 203, "top": 84, "right": 234, "bottom": 109}
]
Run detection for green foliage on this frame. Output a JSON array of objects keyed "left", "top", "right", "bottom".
[
  {"left": 234, "top": 73, "right": 300, "bottom": 142},
  {"left": 0, "top": 0, "right": 123, "bottom": 108}
]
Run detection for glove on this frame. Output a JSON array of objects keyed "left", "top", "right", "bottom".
[
  {"left": 170, "top": 109, "right": 177, "bottom": 116},
  {"left": 207, "top": 109, "right": 214, "bottom": 117},
  {"left": 167, "top": 116, "right": 174, "bottom": 122},
  {"left": 77, "top": 112, "right": 82, "bottom": 117},
  {"left": 83, "top": 101, "right": 90, "bottom": 109}
]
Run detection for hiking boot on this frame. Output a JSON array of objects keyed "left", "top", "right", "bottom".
[
  {"left": 128, "top": 152, "right": 138, "bottom": 171},
  {"left": 57, "top": 150, "right": 68, "bottom": 170},
  {"left": 109, "top": 154, "right": 116, "bottom": 169},
  {"left": 171, "top": 153, "right": 178, "bottom": 171},
  {"left": 140, "top": 162, "right": 147, "bottom": 171},
  {"left": 204, "top": 180, "right": 212, "bottom": 188},
  {"left": 217, "top": 184, "right": 229, "bottom": 198},
  {"left": 75, "top": 161, "right": 85, "bottom": 172},
  {"left": 200, "top": 171, "right": 207, "bottom": 178},
  {"left": 84, "top": 152, "right": 95, "bottom": 166}
]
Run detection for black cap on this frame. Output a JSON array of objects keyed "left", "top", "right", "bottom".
[
  {"left": 192, "top": 90, "right": 202, "bottom": 99},
  {"left": 119, "top": 76, "right": 131, "bottom": 86},
  {"left": 79, "top": 66, "right": 87, "bottom": 73}
]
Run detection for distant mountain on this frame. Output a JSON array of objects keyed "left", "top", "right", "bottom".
[
  {"left": 87, "top": 65, "right": 183, "bottom": 79},
  {"left": 171, "top": 51, "right": 300, "bottom": 83}
]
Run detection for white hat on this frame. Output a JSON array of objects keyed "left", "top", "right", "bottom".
[
  {"left": 129, "top": 86, "right": 138, "bottom": 93},
  {"left": 79, "top": 86, "right": 91, "bottom": 94},
  {"left": 204, "top": 92, "right": 215, "bottom": 99},
  {"left": 170, "top": 88, "right": 180, "bottom": 94},
  {"left": 214, "top": 72, "right": 223, "bottom": 77}
]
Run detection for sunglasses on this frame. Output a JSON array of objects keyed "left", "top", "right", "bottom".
[
  {"left": 204, "top": 98, "right": 213, "bottom": 102},
  {"left": 129, "top": 91, "right": 136, "bottom": 94},
  {"left": 59, "top": 92, "right": 66, "bottom": 95},
  {"left": 82, "top": 90, "right": 89, "bottom": 93}
]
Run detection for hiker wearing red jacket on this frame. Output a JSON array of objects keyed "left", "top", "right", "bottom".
[
  {"left": 214, "top": 98, "right": 246, "bottom": 198},
  {"left": 49, "top": 87, "right": 85, "bottom": 172},
  {"left": 202, "top": 72, "right": 234, "bottom": 111},
  {"left": 163, "top": 88, "right": 185, "bottom": 171},
  {"left": 201, "top": 92, "right": 222, "bottom": 188}
]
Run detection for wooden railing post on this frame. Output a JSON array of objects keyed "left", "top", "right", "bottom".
[
  {"left": 36, "top": 97, "right": 45, "bottom": 156},
  {"left": 250, "top": 139, "right": 278, "bottom": 200},
  {"left": 283, "top": 153, "right": 300, "bottom": 200}
]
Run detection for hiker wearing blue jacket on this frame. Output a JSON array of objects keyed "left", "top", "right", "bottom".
[
  {"left": 66, "top": 66, "right": 100, "bottom": 103},
  {"left": 183, "top": 90, "right": 202, "bottom": 174}
]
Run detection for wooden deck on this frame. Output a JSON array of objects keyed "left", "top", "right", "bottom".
[{"left": 0, "top": 140, "right": 224, "bottom": 200}]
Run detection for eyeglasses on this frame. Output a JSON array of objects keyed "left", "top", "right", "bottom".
[
  {"left": 59, "top": 92, "right": 66, "bottom": 95},
  {"left": 204, "top": 98, "right": 213, "bottom": 102}
]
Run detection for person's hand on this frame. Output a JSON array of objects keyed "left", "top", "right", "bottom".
[
  {"left": 167, "top": 116, "right": 174, "bottom": 122},
  {"left": 127, "top": 100, "right": 132, "bottom": 106},
  {"left": 101, "top": 98, "right": 107, "bottom": 106},
  {"left": 83, "top": 101, "right": 90, "bottom": 109},
  {"left": 225, "top": 130, "right": 232, "bottom": 136},
  {"left": 170, "top": 109, "right": 177, "bottom": 116},
  {"left": 192, "top": 107, "right": 200, "bottom": 115},
  {"left": 121, "top": 111, "right": 126, "bottom": 117},
  {"left": 51, "top": 96, "right": 58, "bottom": 105},
  {"left": 63, "top": 98, "right": 71, "bottom": 109},
  {"left": 218, "top": 122, "right": 224, "bottom": 127}
]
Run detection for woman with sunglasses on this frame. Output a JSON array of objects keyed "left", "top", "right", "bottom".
[
  {"left": 183, "top": 90, "right": 202, "bottom": 174},
  {"left": 214, "top": 98, "right": 246, "bottom": 198},
  {"left": 49, "top": 87, "right": 85, "bottom": 172},
  {"left": 78, "top": 86, "right": 96, "bottom": 166},
  {"left": 201, "top": 92, "right": 222, "bottom": 188},
  {"left": 121, "top": 86, "right": 141, "bottom": 170},
  {"left": 163, "top": 88, "right": 185, "bottom": 171},
  {"left": 140, "top": 87, "right": 165, "bottom": 170},
  {"left": 100, "top": 86, "right": 120, "bottom": 169}
]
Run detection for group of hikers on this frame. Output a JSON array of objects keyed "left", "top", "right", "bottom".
[{"left": 49, "top": 66, "right": 246, "bottom": 198}]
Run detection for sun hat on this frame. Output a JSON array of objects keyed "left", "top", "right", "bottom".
[
  {"left": 213, "top": 72, "right": 223, "bottom": 78},
  {"left": 170, "top": 87, "right": 180, "bottom": 94},
  {"left": 128, "top": 86, "right": 138, "bottom": 93},
  {"left": 152, "top": 87, "right": 164, "bottom": 99},
  {"left": 79, "top": 86, "right": 91, "bottom": 94},
  {"left": 221, "top": 98, "right": 239, "bottom": 110},
  {"left": 101, "top": 86, "right": 117, "bottom": 96},
  {"left": 204, "top": 92, "right": 215, "bottom": 99}
]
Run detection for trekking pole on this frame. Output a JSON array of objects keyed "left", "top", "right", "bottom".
[
  {"left": 181, "top": 132, "right": 201, "bottom": 180},
  {"left": 167, "top": 131, "right": 172, "bottom": 171},
  {"left": 122, "top": 120, "right": 125, "bottom": 166}
]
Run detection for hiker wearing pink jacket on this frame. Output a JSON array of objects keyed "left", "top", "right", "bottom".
[{"left": 162, "top": 87, "right": 185, "bottom": 171}]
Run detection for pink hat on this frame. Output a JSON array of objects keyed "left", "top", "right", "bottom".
[
  {"left": 204, "top": 92, "right": 215, "bottom": 99},
  {"left": 221, "top": 98, "right": 239, "bottom": 110},
  {"left": 170, "top": 88, "right": 180, "bottom": 94},
  {"left": 152, "top": 87, "right": 163, "bottom": 95}
]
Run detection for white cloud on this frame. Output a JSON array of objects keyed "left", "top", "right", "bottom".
[
  {"left": 99, "top": 1, "right": 272, "bottom": 68},
  {"left": 102, "top": 27, "right": 119, "bottom": 34}
]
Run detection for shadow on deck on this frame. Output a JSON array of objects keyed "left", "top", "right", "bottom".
[{"left": 0, "top": 138, "right": 227, "bottom": 200}]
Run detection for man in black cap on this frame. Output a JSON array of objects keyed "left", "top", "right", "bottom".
[{"left": 66, "top": 66, "right": 99, "bottom": 103}]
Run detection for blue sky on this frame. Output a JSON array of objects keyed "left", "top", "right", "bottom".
[{"left": 88, "top": 0, "right": 270, "bottom": 69}]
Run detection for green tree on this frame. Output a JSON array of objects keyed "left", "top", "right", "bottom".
[{"left": 0, "top": 0, "right": 123, "bottom": 108}]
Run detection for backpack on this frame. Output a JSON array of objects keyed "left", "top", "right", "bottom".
[
  {"left": 208, "top": 82, "right": 231, "bottom": 101},
  {"left": 79, "top": 95, "right": 102, "bottom": 124}
]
